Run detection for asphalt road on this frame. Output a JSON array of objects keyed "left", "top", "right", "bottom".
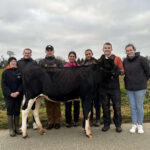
[{"left": 0, "top": 123, "right": 150, "bottom": 150}]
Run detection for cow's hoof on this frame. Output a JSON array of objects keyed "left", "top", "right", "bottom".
[
  {"left": 40, "top": 130, "right": 46, "bottom": 135},
  {"left": 22, "top": 134, "right": 29, "bottom": 139},
  {"left": 86, "top": 134, "right": 93, "bottom": 138}
]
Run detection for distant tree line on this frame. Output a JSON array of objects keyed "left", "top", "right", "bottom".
[{"left": 0, "top": 50, "right": 150, "bottom": 68}]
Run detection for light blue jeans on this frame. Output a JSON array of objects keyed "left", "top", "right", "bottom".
[{"left": 126, "top": 89, "right": 146, "bottom": 125}]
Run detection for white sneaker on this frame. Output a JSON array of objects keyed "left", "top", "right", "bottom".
[
  {"left": 137, "top": 125, "right": 144, "bottom": 134},
  {"left": 130, "top": 124, "right": 137, "bottom": 133},
  {"left": 33, "top": 122, "right": 38, "bottom": 130}
]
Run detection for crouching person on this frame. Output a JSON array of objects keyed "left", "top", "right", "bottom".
[{"left": 1, "top": 57, "right": 23, "bottom": 137}]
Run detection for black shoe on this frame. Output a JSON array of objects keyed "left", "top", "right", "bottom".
[
  {"left": 46, "top": 124, "right": 54, "bottom": 130},
  {"left": 90, "top": 120, "right": 94, "bottom": 126},
  {"left": 95, "top": 120, "right": 100, "bottom": 127},
  {"left": 116, "top": 126, "right": 122, "bottom": 133},
  {"left": 73, "top": 122, "right": 79, "bottom": 127},
  {"left": 54, "top": 123, "right": 61, "bottom": 129},
  {"left": 101, "top": 126, "right": 110, "bottom": 132},
  {"left": 66, "top": 123, "right": 72, "bottom": 128}
]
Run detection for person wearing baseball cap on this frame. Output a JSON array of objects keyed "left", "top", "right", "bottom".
[{"left": 39, "top": 45, "right": 63, "bottom": 129}]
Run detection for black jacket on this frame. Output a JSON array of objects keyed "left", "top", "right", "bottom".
[
  {"left": 82, "top": 57, "right": 98, "bottom": 66},
  {"left": 17, "top": 58, "right": 37, "bottom": 73},
  {"left": 39, "top": 55, "right": 63, "bottom": 68},
  {"left": 99, "top": 55, "right": 121, "bottom": 90},
  {"left": 1, "top": 68, "right": 23, "bottom": 100},
  {"left": 123, "top": 52, "right": 150, "bottom": 91}
]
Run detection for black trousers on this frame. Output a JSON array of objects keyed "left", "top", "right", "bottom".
[
  {"left": 5, "top": 98, "right": 22, "bottom": 116},
  {"left": 100, "top": 89, "right": 122, "bottom": 127},
  {"left": 65, "top": 100, "right": 80, "bottom": 124}
]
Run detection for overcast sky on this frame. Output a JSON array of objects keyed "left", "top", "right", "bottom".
[{"left": 0, "top": 0, "right": 150, "bottom": 61}]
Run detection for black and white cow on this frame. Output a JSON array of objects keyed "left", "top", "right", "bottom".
[{"left": 21, "top": 59, "right": 120, "bottom": 138}]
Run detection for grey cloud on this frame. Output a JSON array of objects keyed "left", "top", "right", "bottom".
[{"left": 0, "top": 0, "right": 150, "bottom": 60}]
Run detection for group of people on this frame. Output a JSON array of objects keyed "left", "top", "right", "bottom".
[{"left": 1, "top": 42, "right": 150, "bottom": 137}]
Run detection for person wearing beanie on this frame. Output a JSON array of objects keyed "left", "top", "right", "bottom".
[
  {"left": 39, "top": 45, "right": 63, "bottom": 130},
  {"left": 1, "top": 57, "right": 23, "bottom": 137},
  {"left": 123, "top": 44, "right": 150, "bottom": 134}
]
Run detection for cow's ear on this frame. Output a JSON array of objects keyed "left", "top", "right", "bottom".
[
  {"left": 107, "top": 58, "right": 114, "bottom": 66},
  {"left": 97, "top": 61, "right": 102, "bottom": 66}
]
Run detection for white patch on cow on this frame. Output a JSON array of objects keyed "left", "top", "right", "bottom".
[
  {"left": 85, "top": 113, "right": 92, "bottom": 137},
  {"left": 22, "top": 95, "right": 26, "bottom": 106},
  {"left": 32, "top": 96, "right": 44, "bottom": 132},
  {"left": 22, "top": 98, "right": 36, "bottom": 138},
  {"left": 105, "top": 56, "right": 109, "bottom": 59}
]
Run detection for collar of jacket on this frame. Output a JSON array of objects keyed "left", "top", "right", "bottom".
[
  {"left": 84, "top": 57, "right": 97, "bottom": 63},
  {"left": 127, "top": 52, "right": 140, "bottom": 61},
  {"left": 21, "top": 58, "right": 33, "bottom": 61},
  {"left": 5, "top": 65, "right": 17, "bottom": 70},
  {"left": 45, "top": 55, "right": 55, "bottom": 59},
  {"left": 100, "top": 54, "right": 116, "bottom": 60}
]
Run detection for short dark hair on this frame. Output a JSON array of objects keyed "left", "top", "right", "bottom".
[
  {"left": 68, "top": 51, "right": 77, "bottom": 58},
  {"left": 103, "top": 42, "right": 112, "bottom": 48},
  {"left": 125, "top": 44, "right": 136, "bottom": 51},
  {"left": 85, "top": 49, "right": 93, "bottom": 55},
  {"left": 8, "top": 57, "right": 17, "bottom": 64},
  {"left": 24, "top": 48, "right": 32, "bottom": 53}
]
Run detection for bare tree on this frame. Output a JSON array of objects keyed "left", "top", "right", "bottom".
[
  {"left": 0, "top": 55, "right": 7, "bottom": 68},
  {"left": 7, "top": 51, "right": 15, "bottom": 58}
]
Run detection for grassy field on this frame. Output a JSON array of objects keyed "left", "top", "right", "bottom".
[{"left": 0, "top": 69, "right": 150, "bottom": 129}]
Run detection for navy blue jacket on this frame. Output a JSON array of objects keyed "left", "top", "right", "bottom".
[
  {"left": 1, "top": 68, "right": 23, "bottom": 100},
  {"left": 123, "top": 52, "right": 150, "bottom": 91}
]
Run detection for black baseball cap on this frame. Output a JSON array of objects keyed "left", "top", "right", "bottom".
[{"left": 45, "top": 45, "right": 54, "bottom": 51}]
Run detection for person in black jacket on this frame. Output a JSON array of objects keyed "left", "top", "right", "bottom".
[
  {"left": 99, "top": 42, "right": 124, "bottom": 133},
  {"left": 39, "top": 45, "right": 63, "bottom": 130},
  {"left": 1, "top": 57, "right": 23, "bottom": 137},
  {"left": 82, "top": 49, "right": 101, "bottom": 127},
  {"left": 17, "top": 48, "right": 38, "bottom": 129},
  {"left": 123, "top": 44, "right": 150, "bottom": 134}
]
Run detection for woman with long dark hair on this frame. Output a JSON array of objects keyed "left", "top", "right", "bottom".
[{"left": 64, "top": 51, "right": 80, "bottom": 127}]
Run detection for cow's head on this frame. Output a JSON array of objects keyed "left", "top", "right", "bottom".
[{"left": 98, "top": 56, "right": 121, "bottom": 80}]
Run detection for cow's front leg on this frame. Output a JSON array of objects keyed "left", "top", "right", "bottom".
[
  {"left": 82, "top": 97, "right": 93, "bottom": 138},
  {"left": 22, "top": 109, "right": 29, "bottom": 138},
  {"left": 22, "top": 99, "right": 35, "bottom": 138},
  {"left": 33, "top": 97, "right": 46, "bottom": 135},
  {"left": 85, "top": 113, "right": 92, "bottom": 138}
]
